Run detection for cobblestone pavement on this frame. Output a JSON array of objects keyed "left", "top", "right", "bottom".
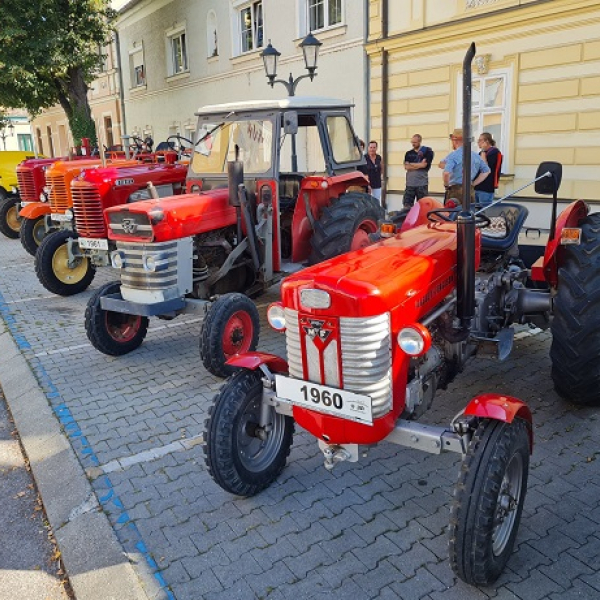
[{"left": 1, "top": 232, "right": 599, "bottom": 600}]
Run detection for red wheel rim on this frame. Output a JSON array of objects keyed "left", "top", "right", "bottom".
[
  {"left": 105, "top": 312, "right": 142, "bottom": 343},
  {"left": 350, "top": 218, "right": 378, "bottom": 251},
  {"left": 222, "top": 310, "right": 254, "bottom": 358}
]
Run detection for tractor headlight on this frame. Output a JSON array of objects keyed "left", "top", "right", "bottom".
[
  {"left": 111, "top": 250, "right": 125, "bottom": 269},
  {"left": 40, "top": 192, "right": 48, "bottom": 202},
  {"left": 11, "top": 186, "right": 18, "bottom": 194},
  {"left": 65, "top": 209, "right": 73, "bottom": 221},
  {"left": 397, "top": 324, "right": 431, "bottom": 357},
  {"left": 267, "top": 302, "right": 286, "bottom": 332},
  {"left": 142, "top": 254, "right": 157, "bottom": 272}
]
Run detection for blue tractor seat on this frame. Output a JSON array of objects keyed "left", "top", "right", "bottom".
[{"left": 479, "top": 202, "right": 529, "bottom": 252}]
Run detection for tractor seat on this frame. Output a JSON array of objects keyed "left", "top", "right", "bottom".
[
  {"left": 279, "top": 174, "right": 304, "bottom": 212},
  {"left": 480, "top": 202, "right": 529, "bottom": 252}
]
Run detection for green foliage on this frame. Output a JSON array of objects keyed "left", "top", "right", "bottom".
[
  {"left": 70, "top": 107, "right": 98, "bottom": 148},
  {"left": 0, "top": 0, "right": 115, "bottom": 138}
]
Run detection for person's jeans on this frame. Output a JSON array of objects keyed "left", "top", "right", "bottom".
[
  {"left": 475, "top": 190, "right": 494, "bottom": 206},
  {"left": 371, "top": 188, "right": 382, "bottom": 203},
  {"left": 403, "top": 185, "right": 428, "bottom": 208}
]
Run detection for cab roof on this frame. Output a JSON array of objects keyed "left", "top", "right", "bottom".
[{"left": 195, "top": 96, "right": 354, "bottom": 117}]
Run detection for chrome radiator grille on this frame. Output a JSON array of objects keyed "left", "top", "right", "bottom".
[
  {"left": 285, "top": 309, "right": 392, "bottom": 419},
  {"left": 116, "top": 241, "right": 178, "bottom": 290}
]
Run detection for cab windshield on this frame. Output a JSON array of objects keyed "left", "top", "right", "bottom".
[{"left": 192, "top": 119, "right": 274, "bottom": 175}]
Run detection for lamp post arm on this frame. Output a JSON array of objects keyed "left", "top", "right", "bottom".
[{"left": 268, "top": 72, "right": 316, "bottom": 97}]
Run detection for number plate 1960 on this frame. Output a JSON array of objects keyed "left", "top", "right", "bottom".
[{"left": 274, "top": 375, "right": 373, "bottom": 425}]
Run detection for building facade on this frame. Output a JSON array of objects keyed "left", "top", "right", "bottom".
[
  {"left": 115, "top": 0, "right": 368, "bottom": 145},
  {"left": 367, "top": 0, "right": 600, "bottom": 215}
]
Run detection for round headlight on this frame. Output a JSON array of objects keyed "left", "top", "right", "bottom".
[
  {"left": 40, "top": 192, "right": 47, "bottom": 202},
  {"left": 267, "top": 303, "right": 286, "bottom": 332},
  {"left": 190, "top": 184, "right": 201, "bottom": 193},
  {"left": 11, "top": 186, "right": 18, "bottom": 194},
  {"left": 65, "top": 209, "right": 73, "bottom": 220},
  {"left": 111, "top": 251, "right": 125, "bottom": 269},
  {"left": 142, "top": 254, "right": 157, "bottom": 272},
  {"left": 397, "top": 324, "right": 431, "bottom": 356}
]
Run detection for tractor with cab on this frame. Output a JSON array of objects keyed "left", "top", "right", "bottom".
[
  {"left": 203, "top": 44, "right": 600, "bottom": 586},
  {"left": 84, "top": 97, "right": 382, "bottom": 377}
]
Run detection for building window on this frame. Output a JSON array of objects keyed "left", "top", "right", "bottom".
[
  {"left": 238, "top": 1, "right": 263, "bottom": 54},
  {"left": 207, "top": 10, "right": 218, "bottom": 57},
  {"left": 36, "top": 128, "right": 44, "bottom": 155},
  {"left": 104, "top": 116, "right": 114, "bottom": 148},
  {"left": 168, "top": 29, "right": 189, "bottom": 75},
  {"left": 129, "top": 46, "right": 145, "bottom": 87},
  {"left": 17, "top": 133, "right": 33, "bottom": 152},
  {"left": 46, "top": 126, "right": 55, "bottom": 158},
  {"left": 307, "top": 0, "right": 342, "bottom": 32}
]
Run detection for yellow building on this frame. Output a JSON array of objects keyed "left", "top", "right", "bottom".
[{"left": 367, "top": 0, "right": 600, "bottom": 216}]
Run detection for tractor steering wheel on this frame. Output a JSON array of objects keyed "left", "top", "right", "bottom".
[
  {"left": 427, "top": 208, "right": 492, "bottom": 229},
  {"left": 130, "top": 136, "right": 145, "bottom": 152}
]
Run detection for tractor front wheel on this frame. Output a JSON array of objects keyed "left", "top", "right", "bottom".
[
  {"left": 309, "top": 192, "right": 383, "bottom": 264},
  {"left": 204, "top": 369, "right": 294, "bottom": 496},
  {"left": 35, "top": 230, "right": 95, "bottom": 295},
  {"left": 200, "top": 293, "right": 260, "bottom": 378},
  {"left": 0, "top": 196, "right": 21, "bottom": 239},
  {"left": 85, "top": 281, "right": 149, "bottom": 356},
  {"left": 20, "top": 215, "right": 51, "bottom": 256},
  {"left": 449, "top": 418, "right": 529, "bottom": 586},
  {"left": 550, "top": 212, "right": 600, "bottom": 405}
]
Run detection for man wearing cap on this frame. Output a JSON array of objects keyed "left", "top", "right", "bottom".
[{"left": 443, "top": 128, "right": 490, "bottom": 204}]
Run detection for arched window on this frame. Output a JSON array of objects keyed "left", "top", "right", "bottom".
[{"left": 207, "top": 10, "right": 218, "bottom": 57}]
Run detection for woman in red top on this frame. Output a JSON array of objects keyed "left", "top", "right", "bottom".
[{"left": 475, "top": 132, "right": 502, "bottom": 207}]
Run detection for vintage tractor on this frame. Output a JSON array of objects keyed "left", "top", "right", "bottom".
[
  {"left": 203, "top": 44, "right": 600, "bottom": 586},
  {"left": 84, "top": 97, "right": 382, "bottom": 376},
  {"left": 33, "top": 160, "right": 188, "bottom": 296}
]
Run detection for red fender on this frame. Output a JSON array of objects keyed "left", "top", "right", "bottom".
[
  {"left": 19, "top": 202, "right": 52, "bottom": 219},
  {"left": 463, "top": 393, "right": 533, "bottom": 451},
  {"left": 225, "top": 351, "right": 288, "bottom": 373}
]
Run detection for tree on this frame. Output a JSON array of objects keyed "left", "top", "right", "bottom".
[{"left": 0, "top": 1, "right": 115, "bottom": 147}]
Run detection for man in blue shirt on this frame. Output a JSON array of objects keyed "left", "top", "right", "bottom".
[{"left": 443, "top": 128, "right": 490, "bottom": 204}]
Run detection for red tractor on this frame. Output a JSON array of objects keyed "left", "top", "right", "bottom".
[
  {"left": 85, "top": 98, "right": 382, "bottom": 376},
  {"left": 203, "top": 44, "right": 600, "bottom": 586},
  {"left": 34, "top": 160, "right": 188, "bottom": 296}
]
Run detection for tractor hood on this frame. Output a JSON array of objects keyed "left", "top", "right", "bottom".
[
  {"left": 105, "top": 188, "right": 237, "bottom": 243},
  {"left": 281, "top": 224, "right": 462, "bottom": 321}
]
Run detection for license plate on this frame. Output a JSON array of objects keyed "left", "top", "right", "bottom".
[
  {"left": 275, "top": 375, "right": 373, "bottom": 425},
  {"left": 78, "top": 237, "right": 109, "bottom": 251},
  {"left": 51, "top": 213, "right": 72, "bottom": 222}
]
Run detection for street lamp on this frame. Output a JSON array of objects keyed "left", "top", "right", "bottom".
[
  {"left": 0, "top": 116, "right": 15, "bottom": 150},
  {"left": 260, "top": 33, "right": 322, "bottom": 97}
]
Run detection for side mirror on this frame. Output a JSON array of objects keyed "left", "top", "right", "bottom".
[
  {"left": 227, "top": 160, "right": 244, "bottom": 207},
  {"left": 283, "top": 111, "right": 298, "bottom": 135},
  {"left": 535, "top": 161, "right": 562, "bottom": 195}
]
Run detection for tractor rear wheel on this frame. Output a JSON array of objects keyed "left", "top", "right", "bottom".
[
  {"left": 204, "top": 369, "right": 294, "bottom": 496},
  {"left": 85, "top": 281, "right": 149, "bottom": 356},
  {"left": 20, "top": 215, "right": 50, "bottom": 256},
  {"left": 550, "top": 212, "right": 600, "bottom": 405},
  {"left": 449, "top": 418, "right": 529, "bottom": 586},
  {"left": 200, "top": 293, "right": 260, "bottom": 378},
  {"left": 309, "top": 192, "right": 383, "bottom": 264},
  {"left": 35, "top": 230, "right": 96, "bottom": 296},
  {"left": 0, "top": 196, "right": 21, "bottom": 239}
]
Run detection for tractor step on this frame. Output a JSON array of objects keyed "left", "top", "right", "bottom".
[{"left": 472, "top": 328, "right": 514, "bottom": 361}]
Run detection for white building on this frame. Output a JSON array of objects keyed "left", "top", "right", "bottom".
[{"left": 115, "top": 0, "right": 368, "bottom": 145}]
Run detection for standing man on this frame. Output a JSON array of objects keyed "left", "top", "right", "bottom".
[
  {"left": 443, "top": 128, "right": 490, "bottom": 203},
  {"left": 364, "top": 140, "right": 383, "bottom": 206},
  {"left": 475, "top": 132, "right": 502, "bottom": 206},
  {"left": 403, "top": 134, "right": 434, "bottom": 208}
]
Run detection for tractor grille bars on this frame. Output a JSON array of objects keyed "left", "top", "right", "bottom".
[
  {"left": 285, "top": 308, "right": 392, "bottom": 419},
  {"left": 72, "top": 183, "right": 105, "bottom": 238},
  {"left": 115, "top": 241, "right": 179, "bottom": 291},
  {"left": 47, "top": 173, "right": 69, "bottom": 213},
  {"left": 16, "top": 169, "right": 36, "bottom": 201}
]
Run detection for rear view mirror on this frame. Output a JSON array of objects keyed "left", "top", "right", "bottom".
[
  {"left": 535, "top": 162, "right": 562, "bottom": 195},
  {"left": 283, "top": 111, "right": 298, "bottom": 135}
]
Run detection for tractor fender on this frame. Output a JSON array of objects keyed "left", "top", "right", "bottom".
[
  {"left": 463, "top": 393, "right": 533, "bottom": 451},
  {"left": 19, "top": 202, "right": 52, "bottom": 219},
  {"left": 400, "top": 196, "right": 444, "bottom": 232},
  {"left": 225, "top": 351, "right": 288, "bottom": 374}
]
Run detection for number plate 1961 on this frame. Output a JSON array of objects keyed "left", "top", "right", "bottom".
[
  {"left": 274, "top": 375, "right": 373, "bottom": 425},
  {"left": 78, "top": 237, "right": 109, "bottom": 251}
]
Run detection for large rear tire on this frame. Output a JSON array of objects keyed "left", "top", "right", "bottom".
[
  {"left": 35, "top": 230, "right": 96, "bottom": 296},
  {"left": 0, "top": 196, "right": 21, "bottom": 239},
  {"left": 550, "top": 212, "right": 600, "bottom": 405},
  {"left": 449, "top": 418, "right": 529, "bottom": 586},
  {"left": 200, "top": 293, "right": 260, "bottom": 378},
  {"left": 85, "top": 281, "right": 149, "bottom": 356},
  {"left": 20, "top": 215, "right": 50, "bottom": 256},
  {"left": 204, "top": 369, "right": 294, "bottom": 496},
  {"left": 308, "top": 192, "right": 383, "bottom": 264}
]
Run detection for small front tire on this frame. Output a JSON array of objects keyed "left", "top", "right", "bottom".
[
  {"left": 449, "top": 418, "right": 529, "bottom": 586},
  {"left": 85, "top": 281, "right": 149, "bottom": 356},
  {"left": 0, "top": 196, "right": 21, "bottom": 239},
  {"left": 20, "top": 215, "right": 50, "bottom": 256},
  {"left": 204, "top": 369, "right": 294, "bottom": 496},
  {"left": 200, "top": 293, "right": 260, "bottom": 378}
]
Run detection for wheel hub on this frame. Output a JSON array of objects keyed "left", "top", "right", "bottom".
[
  {"left": 7, "top": 204, "right": 20, "bottom": 233},
  {"left": 492, "top": 453, "right": 523, "bottom": 556},
  {"left": 52, "top": 243, "right": 89, "bottom": 284}
]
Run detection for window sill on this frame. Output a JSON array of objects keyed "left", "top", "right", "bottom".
[
  {"left": 230, "top": 48, "right": 264, "bottom": 66},
  {"left": 129, "top": 84, "right": 147, "bottom": 94},
  {"left": 499, "top": 173, "right": 514, "bottom": 181},
  {"left": 166, "top": 71, "right": 190, "bottom": 83},
  {"left": 296, "top": 23, "right": 347, "bottom": 43},
  {"left": 207, "top": 54, "right": 219, "bottom": 63}
]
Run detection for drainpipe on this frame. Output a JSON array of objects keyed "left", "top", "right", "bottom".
[
  {"left": 114, "top": 31, "right": 127, "bottom": 143},
  {"left": 363, "top": 0, "right": 370, "bottom": 142},
  {"left": 381, "top": 0, "right": 389, "bottom": 204}
]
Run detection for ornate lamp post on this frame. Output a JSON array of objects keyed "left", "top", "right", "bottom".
[
  {"left": 0, "top": 115, "right": 15, "bottom": 150},
  {"left": 260, "top": 33, "right": 322, "bottom": 170}
]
